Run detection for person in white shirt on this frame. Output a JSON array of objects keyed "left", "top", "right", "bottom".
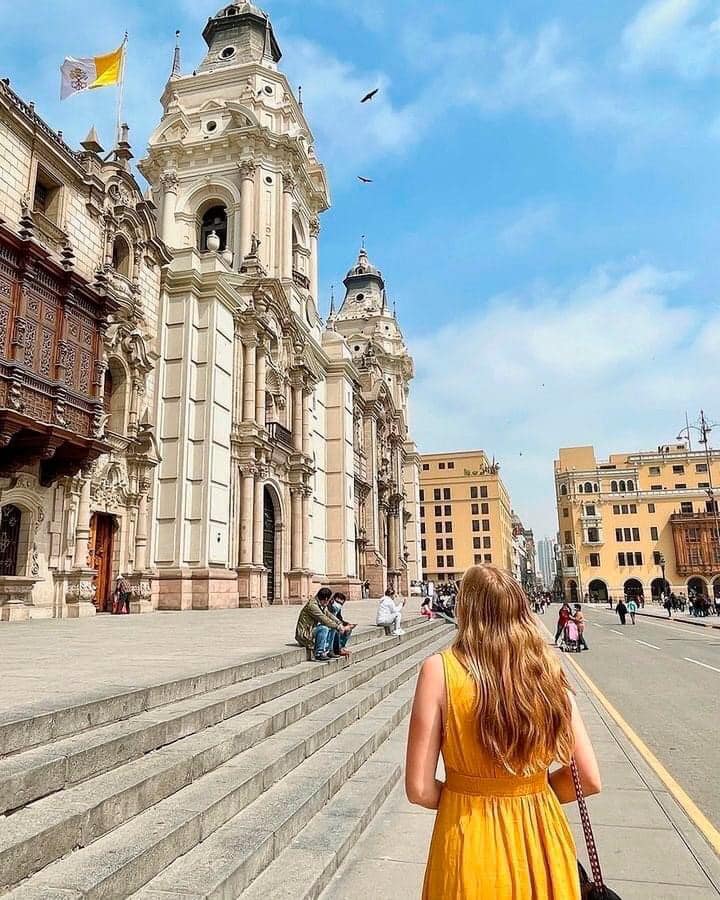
[{"left": 376, "top": 587, "right": 406, "bottom": 636}]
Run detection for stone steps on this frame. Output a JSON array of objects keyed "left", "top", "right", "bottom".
[
  {"left": 0, "top": 616, "right": 427, "bottom": 815},
  {"left": 1, "top": 620, "right": 451, "bottom": 896}
]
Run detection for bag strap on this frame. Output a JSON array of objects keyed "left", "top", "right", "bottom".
[{"left": 570, "top": 758, "right": 605, "bottom": 889}]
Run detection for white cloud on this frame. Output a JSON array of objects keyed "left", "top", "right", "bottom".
[
  {"left": 622, "top": 0, "right": 720, "bottom": 78},
  {"left": 498, "top": 202, "right": 558, "bottom": 251},
  {"left": 408, "top": 265, "right": 715, "bottom": 536}
]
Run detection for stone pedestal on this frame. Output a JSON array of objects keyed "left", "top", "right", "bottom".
[
  {"left": 237, "top": 564, "right": 265, "bottom": 608},
  {"left": 326, "top": 576, "right": 363, "bottom": 602},
  {"left": 287, "top": 569, "right": 313, "bottom": 606},
  {"left": 0, "top": 576, "right": 39, "bottom": 623},
  {"left": 126, "top": 574, "right": 154, "bottom": 614},
  {"left": 65, "top": 569, "right": 98, "bottom": 618}
]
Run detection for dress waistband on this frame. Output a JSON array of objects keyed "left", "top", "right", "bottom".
[{"left": 444, "top": 769, "right": 548, "bottom": 798}]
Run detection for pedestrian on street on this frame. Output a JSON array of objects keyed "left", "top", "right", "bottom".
[
  {"left": 616, "top": 599, "right": 628, "bottom": 625},
  {"left": 664, "top": 594, "right": 673, "bottom": 618},
  {"left": 406, "top": 564, "right": 601, "bottom": 899},
  {"left": 626, "top": 598, "right": 638, "bottom": 625},
  {"left": 573, "top": 604, "right": 589, "bottom": 650},
  {"left": 554, "top": 603, "right": 572, "bottom": 645}
]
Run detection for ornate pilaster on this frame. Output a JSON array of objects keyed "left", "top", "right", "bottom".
[
  {"left": 238, "top": 160, "right": 256, "bottom": 261},
  {"left": 282, "top": 171, "right": 296, "bottom": 280}
]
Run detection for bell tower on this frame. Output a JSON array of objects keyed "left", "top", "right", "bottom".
[{"left": 140, "top": 3, "right": 330, "bottom": 610}]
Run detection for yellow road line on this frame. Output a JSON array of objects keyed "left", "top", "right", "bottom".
[{"left": 565, "top": 654, "right": 720, "bottom": 856}]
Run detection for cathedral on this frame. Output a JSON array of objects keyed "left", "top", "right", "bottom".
[{"left": 0, "top": 1, "right": 422, "bottom": 619}]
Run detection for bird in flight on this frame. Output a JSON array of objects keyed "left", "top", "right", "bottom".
[
  {"left": 357, "top": 176, "right": 373, "bottom": 183},
  {"left": 361, "top": 88, "right": 379, "bottom": 103}
]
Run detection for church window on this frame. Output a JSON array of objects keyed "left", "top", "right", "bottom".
[
  {"left": 220, "top": 46, "right": 236, "bottom": 59},
  {"left": 356, "top": 293, "right": 364, "bottom": 301},
  {"left": 112, "top": 234, "right": 131, "bottom": 278},
  {"left": 264, "top": 85, "right": 274, "bottom": 95},
  {"left": 205, "top": 120, "right": 218, "bottom": 133},
  {"left": 264, "top": 175, "right": 273, "bottom": 185},
  {"left": 199, "top": 204, "right": 228, "bottom": 252},
  {"left": 33, "top": 166, "right": 62, "bottom": 224},
  {"left": 104, "top": 361, "right": 128, "bottom": 435}
]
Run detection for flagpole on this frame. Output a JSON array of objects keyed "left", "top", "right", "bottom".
[{"left": 115, "top": 33, "right": 128, "bottom": 147}]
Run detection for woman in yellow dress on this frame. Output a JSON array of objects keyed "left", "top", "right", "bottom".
[{"left": 406, "top": 565, "right": 601, "bottom": 899}]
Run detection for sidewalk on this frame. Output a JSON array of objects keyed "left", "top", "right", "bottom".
[
  {"left": 323, "top": 654, "right": 720, "bottom": 899},
  {"left": 632, "top": 605, "right": 720, "bottom": 630}
]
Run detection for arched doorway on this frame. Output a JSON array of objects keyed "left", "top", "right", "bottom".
[
  {"left": 89, "top": 513, "right": 117, "bottom": 612},
  {"left": 651, "top": 577, "right": 669, "bottom": 601},
  {"left": 262, "top": 486, "right": 283, "bottom": 605},
  {"left": 568, "top": 580, "right": 578, "bottom": 603},
  {"left": 688, "top": 577, "right": 708, "bottom": 599},
  {"left": 624, "top": 578, "right": 643, "bottom": 601},
  {"left": 713, "top": 576, "right": 720, "bottom": 599},
  {"left": 588, "top": 579, "right": 608, "bottom": 604}
]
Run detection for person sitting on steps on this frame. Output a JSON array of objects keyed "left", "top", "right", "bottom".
[
  {"left": 377, "top": 586, "right": 406, "bottom": 636},
  {"left": 295, "top": 588, "right": 352, "bottom": 662},
  {"left": 329, "top": 592, "right": 356, "bottom": 657}
]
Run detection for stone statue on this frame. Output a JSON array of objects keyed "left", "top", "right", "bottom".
[{"left": 249, "top": 233, "right": 261, "bottom": 256}]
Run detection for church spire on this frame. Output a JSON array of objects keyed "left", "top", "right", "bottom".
[{"left": 170, "top": 30, "right": 182, "bottom": 78}]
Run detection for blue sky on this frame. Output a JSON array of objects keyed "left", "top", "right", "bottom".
[{"left": 2, "top": 0, "right": 720, "bottom": 537}]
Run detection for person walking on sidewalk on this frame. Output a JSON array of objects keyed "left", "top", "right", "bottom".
[
  {"left": 376, "top": 587, "right": 406, "bottom": 635},
  {"left": 406, "top": 564, "right": 601, "bottom": 900},
  {"left": 664, "top": 593, "right": 673, "bottom": 618},
  {"left": 295, "top": 588, "right": 351, "bottom": 662},
  {"left": 626, "top": 598, "right": 638, "bottom": 625},
  {"left": 554, "top": 603, "right": 572, "bottom": 645},
  {"left": 616, "top": 599, "right": 628, "bottom": 625},
  {"left": 573, "top": 604, "right": 589, "bottom": 650}
]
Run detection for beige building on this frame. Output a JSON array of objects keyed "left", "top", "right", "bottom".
[
  {"left": 419, "top": 450, "right": 513, "bottom": 583},
  {"left": 554, "top": 442, "right": 720, "bottom": 604},
  {"left": 0, "top": 1, "right": 421, "bottom": 620}
]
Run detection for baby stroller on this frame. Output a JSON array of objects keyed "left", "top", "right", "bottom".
[{"left": 560, "top": 620, "right": 580, "bottom": 653}]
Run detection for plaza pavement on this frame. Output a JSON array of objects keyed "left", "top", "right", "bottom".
[
  {"left": 323, "top": 629, "right": 720, "bottom": 900},
  {"left": 632, "top": 604, "right": 720, "bottom": 630}
]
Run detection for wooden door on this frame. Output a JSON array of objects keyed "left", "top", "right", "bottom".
[{"left": 89, "top": 513, "right": 114, "bottom": 611}]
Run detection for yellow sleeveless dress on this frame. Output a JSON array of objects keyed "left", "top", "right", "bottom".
[{"left": 422, "top": 650, "right": 580, "bottom": 900}]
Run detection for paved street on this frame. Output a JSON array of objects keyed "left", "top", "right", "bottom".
[{"left": 542, "top": 604, "right": 720, "bottom": 830}]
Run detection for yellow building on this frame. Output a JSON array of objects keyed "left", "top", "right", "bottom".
[
  {"left": 419, "top": 451, "right": 513, "bottom": 582},
  {"left": 554, "top": 442, "right": 720, "bottom": 604}
]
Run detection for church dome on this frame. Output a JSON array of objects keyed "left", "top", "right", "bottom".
[
  {"left": 345, "top": 247, "right": 382, "bottom": 280},
  {"left": 215, "top": 2, "right": 268, "bottom": 19}
]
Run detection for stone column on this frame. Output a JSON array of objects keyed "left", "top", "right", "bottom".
[
  {"left": 292, "top": 382, "right": 303, "bottom": 451},
  {"left": 232, "top": 319, "right": 244, "bottom": 427},
  {"left": 255, "top": 338, "right": 267, "bottom": 428},
  {"left": 240, "top": 466, "right": 254, "bottom": 565},
  {"left": 302, "top": 386, "right": 312, "bottom": 457},
  {"left": 134, "top": 489, "right": 149, "bottom": 572},
  {"left": 73, "top": 475, "right": 92, "bottom": 568},
  {"left": 253, "top": 468, "right": 265, "bottom": 567},
  {"left": 302, "top": 487, "right": 311, "bottom": 571},
  {"left": 309, "top": 217, "right": 320, "bottom": 301},
  {"left": 290, "top": 488, "right": 302, "bottom": 570},
  {"left": 282, "top": 173, "right": 295, "bottom": 280},
  {"left": 242, "top": 336, "right": 257, "bottom": 423},
  {"left": 160, "top": 171, "right": 179, "bottom": 246},
  {"left": 238, "top": 161, "right": 256, "bottom": 261}
]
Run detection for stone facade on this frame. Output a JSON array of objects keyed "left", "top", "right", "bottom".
[{"left": 0, "top": 1, "right": 422, "bottom": 619}]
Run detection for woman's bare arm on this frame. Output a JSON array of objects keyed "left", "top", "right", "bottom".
[
  {"left": 549, "top": 693, "right": 602, "bottom": 803},
  {"left": 405, "top": 654, "right": 445, "bottom": 809}
]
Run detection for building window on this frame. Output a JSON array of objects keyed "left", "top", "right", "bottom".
[
  {"left": 420, "top": 522, "right": 425, "bottom": 534},
  {"left": 611, "top": 481, "right": 618, "bottom": 492},
  {"left": 473, "top": 537, "right": 481, "bottom": 549},
  {"left": 584, "top": 481, "right": 593, "bottom": 493},
  {"left": 565, "top": 530, "right": 572, "bottom": 544},
  {"left": 443, "top": 488, "right": 451, "bottom": 501},
  {"left": 439, "top": 462, "right": 446, "bottom": 469},
  {"left": 419, "top": 489, "right": 425, "bottom": 501},
  {"left": 623, "top": 528, "right": 631, "bottom": 541},
  {"left": 474, "top": 554, "right": 482, "bottom": 565},
  {"left": 447, "top": 555, "right": 454, "bottom": 567},
  {"left": 434, "top": 505, "right": 442, "bottom": 517},
  {"left": 613, "top": 505, "right": 620, "bottom": 514},
  {"left": 421, "top": 556, "right": 427, "bottom": 569},
  {"left": 421, "top": 539, "right": 426, "bottom": 551},
  {"left": 422, "top": 464, "right": 429, "bottom": 471},
  {"left": 627, "top": 480, "right": 635, "bottom": 491},
  {"left": 433, "top": 489, "right": 441, "bottom": 501},
  {"left": 434, "top": 522, "right": 442, "bottom": 533},
  {"left": 471, "top": 503, "right": 479, "bottom": 515},
  {"left": 618, "top": 552, "right": 626, "bottom": 566},
  {"left": 650, "top": 526, "right": 658, "bottom": 541},
  {"left": 630, "top": 504, "right": 637, "bottom": 513},
  {"left": 32, "top": 166, "right": 62, "bottom": 223},
  {"left": 448, "top": 461, "right": 455, "bottom": 470},
  {"left": 632, "top": 527, "right": 640, "bottom": 541},
  {"left": 675, "top": 484, "right": 687, "bottom": 490},
  {"left": 470, "top": 486, "right": 478, "bottom": 499},
  {"left": 648, "top": 503, "right": 655, "bottom": 513},
  {"left": 480, "top": 486, "right": 488, "bottom": 498},
  {"left": 0, "top": 505, "right": 21, "bottom": 575},
  {"left": 563, "top": 508, "right": 569, "bottom": 518},
  {"left": 578, "top": 485, "right": 584, "bottom": 494},
  {"left": 435, "top": 539, "right": 443, "bottom": 551},
  {"left": 472, "top": 520, "right": 480, "bottom": 532},
  {"left": 566, "top": 554, "right": 574, "bottom": 567},
  {"left": 651, "top": 485, "right": 662, "bottom": 491},
  {"left": 680, "top": 501, "right": 693, "bottom": 515},
  {"left": 199, "top": 204, "right": 228, "bottom": 251},
  {"left": 484, "top": 554, "right": 492, "bottom": 563},
  {"left": 696, "top": 463, "right": 708, "bottom": 473},
  {"left": 615, "top": 528, "right": 623, "bottom": 541},
  {"left": 620, "top": 504, "right": 628, "bottom": 514},
  {"left": 673, "top": 465, "right": 685, "bottom": 474},
  {"left": 649, "top": 466, "right": 660, "bottom": 476},
  {"left": 589, "top": 553, "right": 600, "bottom": 567},
  {"left": 699, "top": 482, "right": 710, "bottom": 489},
  {"left": 444, "top": 505, "right": 451, "bottom": 516},
  {"left": 588, "top": 527, "right": 599, "bottom": 543},
  {"left": 482, "top": 520, "right": 490, "bottom": 532},
  {"left": 483, "top": 536, "right": 491, "bottom": 549},
  {"left": 560, "top": 485, "right": 568, "bottom": 495},
  {"left": 481, "top": 502, "right": 489, "bottom": 514},
  {"left": 419, "top": 507, "right": 425, "bottom": 518},
  {"left": 634, "top": 552, "right": 643, "bottom": 565},
  {"left": 437, "top": 555, "right": 444, "bottom": 568},
  {"left": 444, "top": 521, "right": 452, "bottom": 533},
  {"left": 445, "top": 538, "right": 454, "bottom": 550},
  {"left": 112, "top": 234, "right": 132, "bottom": 278},
  {"left": 585, "top": 504, "right": 596, "bottom": 516}
]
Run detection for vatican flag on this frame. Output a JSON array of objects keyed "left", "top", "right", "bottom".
[{"left": 60, "top": 41, "right": 126, "bottom": 100}]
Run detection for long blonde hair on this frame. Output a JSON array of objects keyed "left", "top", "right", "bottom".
[{"left": 453, "top": 565, "right": 573, "bottom": 775}]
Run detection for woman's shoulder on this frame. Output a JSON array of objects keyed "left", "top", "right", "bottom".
[{"left": 420, "top": 652, "right": 447, "bottom": 679}]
